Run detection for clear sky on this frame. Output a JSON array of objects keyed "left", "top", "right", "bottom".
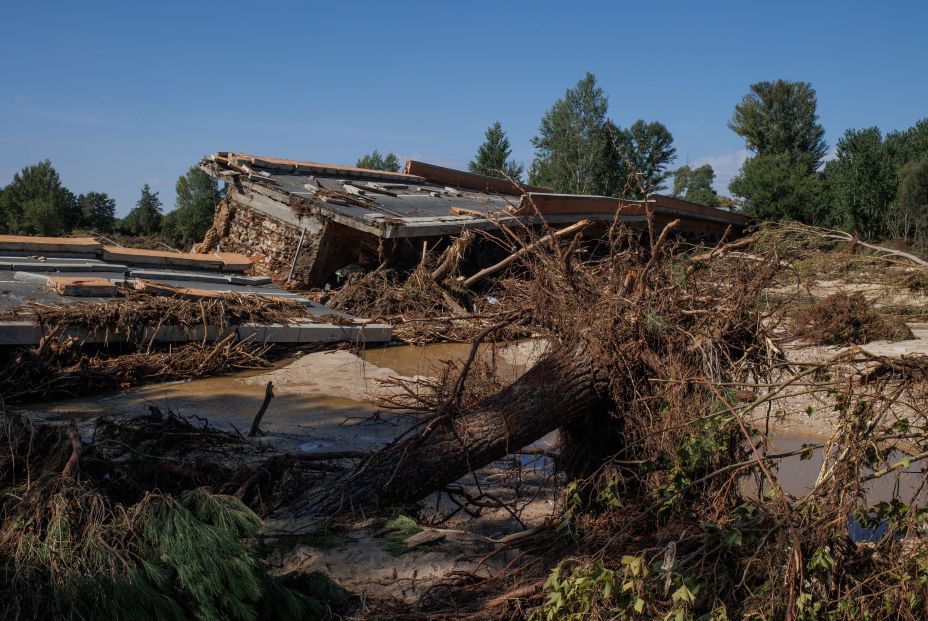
[{"left": 1, "top": 1, "right": 926, "bottom": 215}]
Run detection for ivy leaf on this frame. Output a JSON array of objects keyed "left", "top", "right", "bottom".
[{"left": 671, "top": 584, "right": 695, "bottom": 605}]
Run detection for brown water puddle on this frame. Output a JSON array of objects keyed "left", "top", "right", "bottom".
[{"left": 752, "top": 434, "right": 925, "bottom": 505}]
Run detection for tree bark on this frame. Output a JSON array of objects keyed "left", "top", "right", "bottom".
[{"left": 297, "top": 346, "right": 609, "bottom": 516}]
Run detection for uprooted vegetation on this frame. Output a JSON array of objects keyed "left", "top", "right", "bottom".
[
  {"left": 309, "top": 220, "right": 928, "bottom": 620},
  {"left": 789, "top": 290, "right": 913, "bottom": 345},
  {"left": 0, "top": 407, "right": 349, "bottom": 620},
  {"left": 327, "top": 230, "right": 532, "bottom": 344},
  {"left": 0, "top": 291, "right": 318, "bottom": 402},
  {"left": 0, "top": 289, "right": 311, "bottom": 334},
  {"left": 7, "top": 218, "right": 928, "bottom": 619}
]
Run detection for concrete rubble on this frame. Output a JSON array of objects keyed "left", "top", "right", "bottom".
[
  {"left": 197, "top": 152, "right": 749, "bottom": 287},
  {"left": 0, "top": 234, "right": 391, "bottom": 345}
]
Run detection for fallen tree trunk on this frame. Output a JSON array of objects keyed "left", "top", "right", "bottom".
[{"left": 296, "top": 346, "right": 609, "bottom": 516}]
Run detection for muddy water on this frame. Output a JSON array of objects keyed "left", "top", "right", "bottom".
[
  {"left": 753, "top": 434, "right": 925, "bottom": 506},
  {"left": 26, "top": 340, "right": 923, "bottom": 506}
]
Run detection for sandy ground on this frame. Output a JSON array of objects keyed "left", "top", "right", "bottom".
[{"left": 24, "top": 341, "right": 559, "bottom": 603}]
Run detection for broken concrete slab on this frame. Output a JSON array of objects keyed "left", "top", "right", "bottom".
[
  {"left": 101, "top": 246, "right": 250, "bottom": 272},
  {"left": 0, "top": 235, "right": 102, "bottom": 254},
  {"left": 127, "top": 269, "right": 272, "bottom": 286},
  {"left": 47, "top": 276, "right": 118, "bottom": 297}
]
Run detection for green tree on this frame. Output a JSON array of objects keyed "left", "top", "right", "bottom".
[
  {"left": 897, "top": 160, "right": 928, "bottom": 245},
  {"left": 728, "top": 80, "right": 828, "bottom": 222},
  {"left": 76, "top": 191, "right": 117, "bottom": 233},
  {"left": 884, "top": 119, "right": 928, "bottom": 172},
  {"left": 729, "top": 80, "right": 828, "bottom": 171},
  {"left": 614, "top": 120, "right": 677, "bottom": 194},
  {"left": 468, "top": 121, "right": 524, "bottom": 181},
  {"left": 823, "top": 128, "right": 895, "bottom": 238},
  {"left": 356, "top": 150, "right": 401, "bottom": 172},
  {"left": 162, "top": 166, "right": 222, "bottom": 248},
  {"left": 729, "top": 152, "right": 824, "bottom": 221},
  {"left": 672, "top": 164, "right": 721, "bottom": 208},
  {"left": 21, "top": 198, "right": 66, "bottom": 236},
  {"left": 529, "top": 72, "right": 616, "bottom": 195},
  {"left": 0, "top": 160, "right": 77, "bottom": 234},
  {"left": 120, "top": 184, "right": 163, "bottom": 236}
]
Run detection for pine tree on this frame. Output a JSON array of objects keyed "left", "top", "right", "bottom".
[
  {"left": 468, "top": 122, "right": 524, "bottom": 181},
  {"left": 728, "top": 80, "right": 828, "bottom": 221},
  {"left": 729, "top": 80, "right": 828, "bottom": 171},
  {"left": 529, "top": 72, "right": 617, "bottom": 195},
  {"left": 121, "top": 184, "right": 163, "bottom": 236}
]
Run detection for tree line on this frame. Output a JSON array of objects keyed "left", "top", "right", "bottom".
[
  {"left": 361, "top": 74, "right": 928, "bottom": 248},
  {"left": 5, "top": 75, "right": 926, "bottom": 250},
  {"left": 0, "top": 163, "right": 221, "bottom": 249}
]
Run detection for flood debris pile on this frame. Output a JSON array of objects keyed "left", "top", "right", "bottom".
[
  {"left": 268, "top": 221, "right": 928, "bottom": 620},
  {"left": 789, "top": 290, "right": 913, "bottom": 345},
  {"left": 327, "top": 235, "right": 529, "bottom": 344},
  {"left": 0, "top": 407, "right": 348, "bottom": 620},
  {"left": 8, "top": 205, "right": 928, "bottom": 619},
  {"left": 0, "top": 334, "right": 269, "bottom": 401},
  {"left": 0, "top": 289, "right": 311, "bottom": 334},
  {"left": 0, "top": 291, "right": 312, "bottom": 401}
]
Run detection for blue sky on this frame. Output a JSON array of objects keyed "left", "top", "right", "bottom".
[{"left": 1, "top": 1, "right": 926, "bottom": 215}]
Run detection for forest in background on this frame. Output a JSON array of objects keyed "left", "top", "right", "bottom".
[{"left": 2, "top": 75, "right": 927, "bottom": 251}]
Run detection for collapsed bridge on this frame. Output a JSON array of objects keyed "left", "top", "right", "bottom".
[{"left": 197, "top": 153, "right": 749, "bottom": 288}]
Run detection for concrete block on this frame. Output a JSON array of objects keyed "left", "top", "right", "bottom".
[
  {"left": 12, "top": 271, "right": 50, "bottom": 283},
  {"left": 260, "top": 323, "right": 305, "bottom": 343},
  {"left": 90, "top": 263, "right": 129, "bottom": 273},
  {"left": 47, "top": 276, "right": 118, "bottom": 297},
  {"left": 0, "top": 235, "right": 101, "bottom": 254},
  {"left": 129, "top": 269, "right": 232, "bottom": 284},
  {"left": 0, "top": 321, "right": 45, "bottom": 345},
  {"left": 230, "top": 275, "right": 273, "bottom": 285}
]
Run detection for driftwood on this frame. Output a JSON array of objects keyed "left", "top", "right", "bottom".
[
  {"left": 461, "top": 220, "right": 592, "bottom": 288},
  {"left": 431, "top": 229, "right": 475, "bottom": 281},
  {"left": 248, "top": 381, "right": 275, "bottom": 437},
  {"left": 296, "top": 346, "right": 608, "bottom": 516}
]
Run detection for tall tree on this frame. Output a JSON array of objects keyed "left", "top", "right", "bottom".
[
  {"left": 356, "top": 150, "right": 401, "bottom": 172},
  {"left": 897, "top": 160, "right": 928, "bottom": 245},
  {"left": 121, "top": 184, "right": 163, "bottom": 236},
  {"left": 823, "top": 128, "right": 895, "bottom": 238},
  {"left": 672, "top": 164, "right": 721, "bottom": 208},
  {"left": 0, "top": 160, "right": 77, "bottom": 234},
  {"left": 76, "top": 191, "right": 117, "bottom": 233},
  {"left": 529, "top": 72, "right": 616, "bottom": 195},
  {"left": 884, "top": 119, "right": 928, "bottom": 173},
  {"left": 614, "top": 120, "right": 677, "bottom": 194},
  {"left": 729, "top": 80, "right": 828, "bottom": 171},
  {"left": 162, "top": 167, "right": 222, "bottom": 248},
  {"left": 468, "top": 121, "right": 524, "bottom": 181},
  {"left": 729, "top": 152, "right": 824, "bottom": 221},
  {"left": 728, "top": 80, "right": 827, "bottom": 221}
]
